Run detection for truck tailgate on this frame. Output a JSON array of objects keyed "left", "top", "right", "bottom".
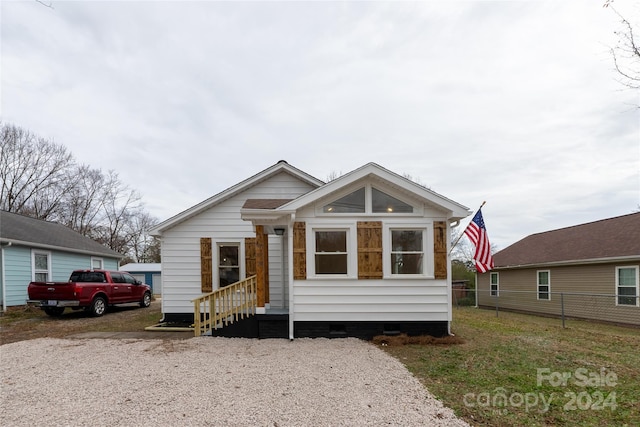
[{"left": 28, "top": 282, "right": 77, "bottom": 300}]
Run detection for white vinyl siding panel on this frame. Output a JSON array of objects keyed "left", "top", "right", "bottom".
[{"left": 293, "top": 280, "right": 450, "bottom": 322}]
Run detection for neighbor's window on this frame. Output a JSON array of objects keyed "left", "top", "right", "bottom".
[
  {"left": 372, "top": 188, "right": 413, "bottom": 213},
  {"left": 490, "top": 272, "right": 499, "bottom": 297},
  {"left": 323, "top": 188, "right": 365, "bottom": 213},
  {"left": 32, "top": 251, "right": 51, "bottom": 282},
  {"left": 218, "top": 243, "right": 240, "bottom": 287},
  {"left": 91, "top": 257, "right": 103, "bottom": 269},
  {"left": 617, "top": 266, "right": 639, "bottom": 306},
  {"left": 537, "top": 270, "right": 550, "bottom": 300},
  {"left": 315, "top": 231, "right": 348, "bottom": 274},
  {"left": 390, "top": 229, "right": 423, "bottom": 275}
]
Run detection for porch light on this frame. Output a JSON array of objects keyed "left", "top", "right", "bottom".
[{"left": 274, "top": 228, "right": 285, "bottom": 236}]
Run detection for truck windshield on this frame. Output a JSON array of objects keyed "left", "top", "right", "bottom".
[{"left": 69, "top": 272, "right": 106, "bottom": 283}]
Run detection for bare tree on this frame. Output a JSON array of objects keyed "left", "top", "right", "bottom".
[
  {"left": 0, "top": 123, "right": 74, "bottom": 217},
  {"left": 126, "top": 211, "right": 160, "bottom": 263},
  {"left": 1, "top": 122, "right": 160, "bottom": 262},
  {"left": 606, "top": 2, "right": 640, "bottom": 91},
  {"left": 55, "top": 165, "right": 105, "bottom": 235}
]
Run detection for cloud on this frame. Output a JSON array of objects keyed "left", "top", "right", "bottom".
[{"left": 1, "top": 0, "right": 638, "bottom": 249}]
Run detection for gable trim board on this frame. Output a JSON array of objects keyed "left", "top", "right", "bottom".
[{"left": 153, "top": 161, "right": 470, "bottom": 338}]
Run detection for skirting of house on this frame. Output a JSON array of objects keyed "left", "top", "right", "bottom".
[{"left": 163, "top": 313, "right": 448, "bottom": 339}]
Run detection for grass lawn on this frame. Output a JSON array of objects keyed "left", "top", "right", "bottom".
[{"left": 380, "top": 307, "right": 640, "bottom": 427}]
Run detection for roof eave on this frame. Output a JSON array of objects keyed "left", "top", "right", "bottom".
[
  {"left": 150, "top": 162, "right": 323, "bottom": 236},
  {"left": 0, "top": 238, "right": 123, "bottom": 259},
  {"left": 494, "top": 254, "right": 640, "bottom": 270}
]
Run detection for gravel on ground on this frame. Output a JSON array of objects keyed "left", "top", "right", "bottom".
[{"left": 0, "top": 337, "right": 468, "bottom": 426}]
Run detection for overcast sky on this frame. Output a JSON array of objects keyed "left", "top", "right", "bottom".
[{"left": 2, "top": 0, "right": 639, "bottom": 251}]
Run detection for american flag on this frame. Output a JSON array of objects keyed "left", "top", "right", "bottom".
[{"left": 464, "top": 208, "right": 494, "bottom": 273}]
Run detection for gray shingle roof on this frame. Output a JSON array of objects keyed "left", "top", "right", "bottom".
[
  {"left": 0, "top": 210, "right": 122, "bottom": 258},
  {"left": 493, "top": 212, "right": 640, "bottom": 268}
]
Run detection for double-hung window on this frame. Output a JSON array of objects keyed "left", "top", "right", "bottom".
[
  {"left": 314, "top": 230, "right": 348, "bottom": 275},
  {"left": 616, "top": 266, "right": 639, "bottom": 306},
  {"left": 537, "top": 270, "right": 550, "bottom": 300},
  {"left": 390, "top": 229, "right": 424, "bottom": 275},
  {"left": 32, "top": 251, "right": 51, "bottom": 282},
  {"left": 490, "top": 272, "right": 499, "bottom": 296}
]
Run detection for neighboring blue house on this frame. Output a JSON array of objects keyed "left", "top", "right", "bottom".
[
  {"left": 0, "top": 210, "right": 123, "bottom": 310},
  {"left": 119, "top": 263, "right": 162, "bottom": 295}
]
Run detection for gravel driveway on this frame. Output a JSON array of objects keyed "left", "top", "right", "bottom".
[{"left": 1, "top": 337, "right": 468, "bottom": 426}]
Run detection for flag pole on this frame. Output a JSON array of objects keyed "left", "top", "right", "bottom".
[{"left": 449, "top": 200, "right": 486, "bottom": 254}]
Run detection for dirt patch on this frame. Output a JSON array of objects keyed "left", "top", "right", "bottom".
[{"left": 0, "top": 300, "right": 162, "bottom": 345}]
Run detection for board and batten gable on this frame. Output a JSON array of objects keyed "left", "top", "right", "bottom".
[
  {"left": 289, "top": 177, "right": 457, "bottom": 324},
  {"left": 157, "top": 170, "right": 319, "bottom": 315}
]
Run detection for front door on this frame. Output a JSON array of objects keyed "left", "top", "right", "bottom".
[{"left": 218, "top": 243, "right": 240, "bottom": 287}]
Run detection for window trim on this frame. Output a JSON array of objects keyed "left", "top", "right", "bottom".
[
  {"left": 616, "top": 266, "right": 639, "bottom": 307},
  {"left": 214, "top": 240, "right": 244, "bottom": 289},
  {"left": 91, "top": 257, "right": 104, "bottom": 269},
  {"left": 32, "top": 250, "right": 52, "bottom": 282},
  {"left": 537, "top": 270, "right": 551, "bottom": 301},
  {"left": 307, "top": 224, "right": 356, "bottom": 279},
  {"left": 382, "top": 222, "right": 432, "bottom": 279},
  {"left": 490, "top": 272, "right": 499, "bottom": 297}
]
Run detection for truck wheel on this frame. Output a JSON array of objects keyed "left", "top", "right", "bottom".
[
  {"left": 140, "top": 291, "right": 151, "bottom": 308},
  {"left": 43, "top": 307, "right": 65, "bottom": 317},
  {"left": 90, "top": 296, "right": 107, "bottom": 317}
]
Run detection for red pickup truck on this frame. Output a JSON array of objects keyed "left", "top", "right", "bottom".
[{"left": 27, "top": 270, "right": 152, "bottom": 317}]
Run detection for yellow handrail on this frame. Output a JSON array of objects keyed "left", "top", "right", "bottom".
[{"left": 191, "top": 275, "right": 257, "bottom": 337}]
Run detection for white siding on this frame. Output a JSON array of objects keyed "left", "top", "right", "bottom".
[
  {"left": 160, "top": 172, "right": 315, "bottom": 314},
  {"left": 291, "top": 179, "right": 453, "bottom": 323},
  {"left": 292, "top": 280, "right": 450, "bottom": 321}
]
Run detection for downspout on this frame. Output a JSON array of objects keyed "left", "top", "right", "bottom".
[
  {"left": 448, "top": 219, "right": 461, "bottom": 336},
  {"left": 288, "top": 214, "right": 295, "bottom": 341},
  {"left": 1, "top": 242, "right": 11, "bottom": 312}
]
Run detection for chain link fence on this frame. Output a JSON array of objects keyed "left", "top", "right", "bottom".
[{"left": 454, "top": 289, "right": 640, "bottom": 327}]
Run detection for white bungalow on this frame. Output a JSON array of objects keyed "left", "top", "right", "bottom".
[{"left": 150, "top": 161, "right": 470, "bottom": 339}]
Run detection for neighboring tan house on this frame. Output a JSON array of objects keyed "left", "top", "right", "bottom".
[
  {"left": 0, "top": 210, "right": 122, "bottom": 310},
  {"left": 119, "top": 263, "right": 162, "bottom": 295},
  {"left": 150, "top": 161, "right": 470, "bottom": 339},
  {"left": 477, "top": 212, "right": 640, "bottom": 326}
]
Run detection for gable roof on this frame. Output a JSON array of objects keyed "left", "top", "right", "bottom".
[
  {"left": 493, "top": 212, "right": 640, "bottom": 268},
  {"left": 276, "top": 162, "right": 470, "bottom": 221},
  {"left": 150, "top": 161, "right": 324, "bottom": 235},
  {"left": 0, "top": 211, "right": 122, "bottom": 258},
  {"left": 119, "top": 263, "right": 161, "bottom": 272}
]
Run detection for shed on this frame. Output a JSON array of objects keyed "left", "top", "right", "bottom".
[{"left": 119, "top": 263, "right": 162, "bottom": 295}]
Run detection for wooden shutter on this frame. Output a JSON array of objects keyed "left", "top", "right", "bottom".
[
  {"left": 358, "top": 221, "right": 383, "bottom": 279},
  {"left": 200, "top": 237, "right": 213, "bottom": 293},
  {"left": 245, "top": 237, "right": 256, "bottom": 277},
  {"left": 293, "top": 222, "right": 306, "bottom": 280},
  {"left": 433, "top": 221, "right": 447, "bottom": 279}
]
